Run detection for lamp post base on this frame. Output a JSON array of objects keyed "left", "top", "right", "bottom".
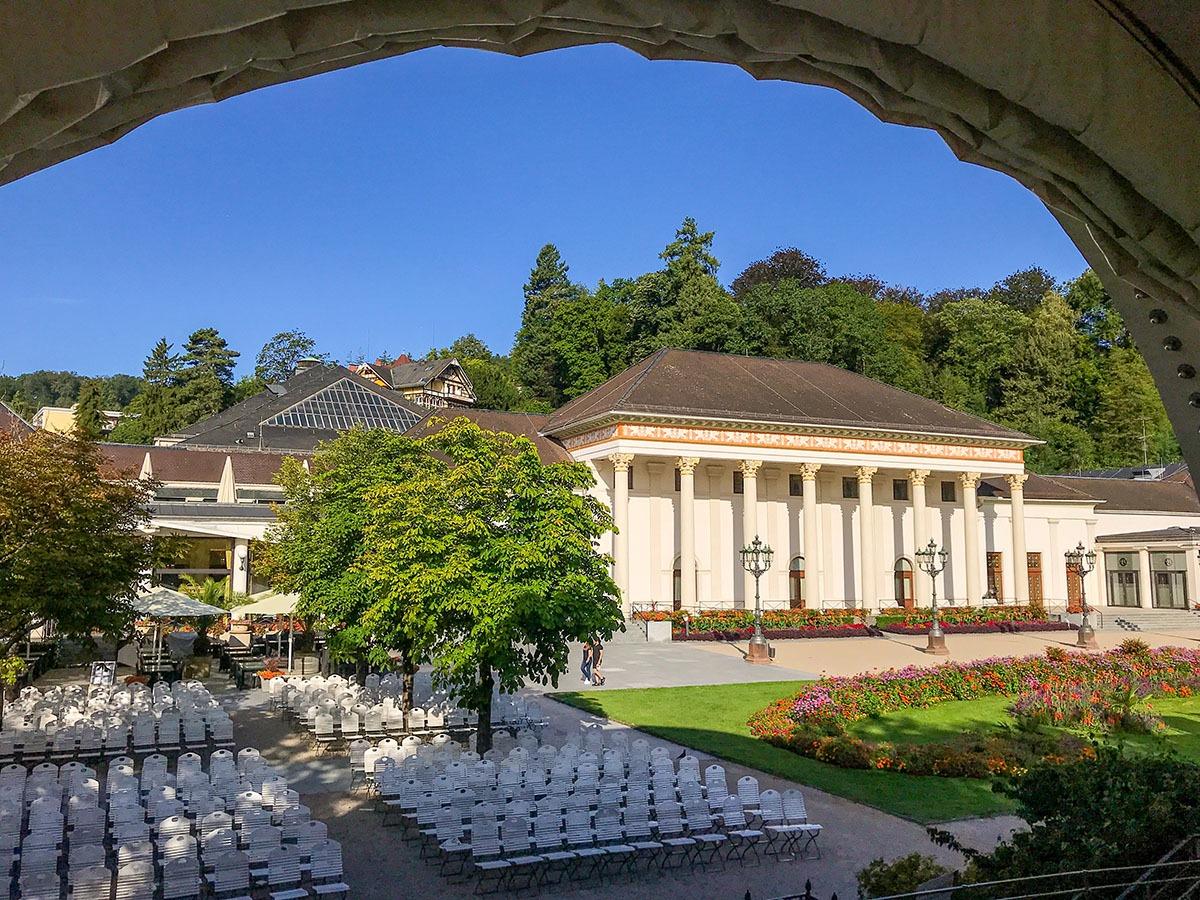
[
  {"left": 925, "top": 632, "right": 949, "bottom": 655},
  {"left": 746, "top": 638, "right": 772, "bottom": 664},
  {"left": 1076, "top": 624, "right": 1099, "bottom": 650}
]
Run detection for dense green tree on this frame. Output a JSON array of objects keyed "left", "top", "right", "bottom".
[
  {"left": 968, "top": 749, "right": 1200, "bottom": 886},
  {"left": 143, "top": 339, "right": 182, "bottom": 387},
  {"left": 0, "top": 429, "right": 159, "bottom": 660},
  {"left": 182, "top": 328, "right": 239, "bottom": 385},
  {"left": 259, "top": 428, "right": 431, "bottom": 709},
  {"left": 72, "top": 380, "right": 106, "bottom": 441},
  {"left": 928, "top": 297, "right": 1029, "bottom": 415},
  {"left": 1066, "top": 268, "right": 1128, "bottom": 349},
  {"left": 1092, "top": 347, "right": 1179, "bottom": 466},
  {"left": 1019, "top": 417, "right": 1097, "bottom": 474},
  {"left": 986, "top": 266, "right": 1059, "bottom": 312},
  {"left": 512, "top": 244, "right": 583, "bottom": 403},
  {"left": 546, "top": 291, "right": 633, "bottom": 399},
  {"left": 254, "top": 330, "right": 325, "bottom": 383},
  {"left": 997, "top": 292, "right": 1085, "bottom": 426},
  {"left": 360, "top": 419, "right": 623, "bottom": 752},
  {"left": 876, "top": 301, "right": 932, "bottom": 394},
  {"left": 729, "top": 247, "right": 826, "bottom": 298},
  {"left": 108, "top": 339, "right": 186, "bottom": 444}
]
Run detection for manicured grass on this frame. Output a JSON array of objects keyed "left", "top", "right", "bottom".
[
  {"left": 847, "top": 696, "right": 1013, "bottom": 745},
  {"left": 551, "top": 682, "right": 1013, "bottom": 823}
]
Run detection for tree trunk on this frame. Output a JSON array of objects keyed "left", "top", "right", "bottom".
[
  {"left": 400, "top": 651, "right": 415, "bottom": 716},
  {"left": 355, "top": 656, "right": 368, "bottom": 683},
  {"left": 476, "top": 661, "right": 495, "bottom": 755}
]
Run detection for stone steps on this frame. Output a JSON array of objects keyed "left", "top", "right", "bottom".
[{"left": 1111, "top": 609, "right": 1200, "bottom": 631}]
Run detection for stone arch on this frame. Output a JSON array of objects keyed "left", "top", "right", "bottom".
[{"left": 3, "top": 2, "right": 1200, "bottom": 472}]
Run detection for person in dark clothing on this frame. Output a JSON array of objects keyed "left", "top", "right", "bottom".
[
  {"left": 580, "top": 642, "right": 593, "bottom": 685},
  {"left": 591, "top": 640, "right": 605, "bottom": 686}
]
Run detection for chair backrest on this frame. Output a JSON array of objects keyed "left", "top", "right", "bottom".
[
  {"left": 115, "top": 859, "right": 155, "bottom": 900},
  {"left": 309, "top": 839, "right": 344, "bottom": 881},
  {"left": 266, "top": 846, "right": 303, "bottom": 887},
  {"left": 210, "top": 850, "right": 250, "bottom": 892},
  {"left": 19, "top": 870, "right": 61, "bottom": 900},
  {"left": 721, "top": 795, "right": 748, "bottom": 828},
  {"left": 782, "top": 788, "right": 808, "bottom": 824},
  {"left": 68, "top": 864, "right": 113, "bottom": 900},
  {"left": 737, "top": 775, "right": 760, "bottom": 805}
]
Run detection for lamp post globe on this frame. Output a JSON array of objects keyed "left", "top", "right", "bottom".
[
  {"left": 1066, "top": 542, "right": 1099, "bottom": 649},
  {"left": 740, "top": 535, "right": 773, "bottom": 664},
  {"left": 915, "top": 539, "right": 949, "bottom": 656}
]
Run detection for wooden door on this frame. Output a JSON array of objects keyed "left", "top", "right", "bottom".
[
  {"left": 1066, "top": 560, "right": 1083, "bottom": 613},
  {"left": 986, "top": 552, "right": 1004, "bottom": 602},
  {"left": 1027, "top": 552, "right": 1044, "bottom": 606}
]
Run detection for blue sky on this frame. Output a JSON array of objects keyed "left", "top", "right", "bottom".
[{"left": 0, "top": 45, "right": 1086, "bottom": 378}]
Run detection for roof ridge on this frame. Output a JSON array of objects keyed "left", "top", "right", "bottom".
[{"left": 617, "top": 347, "right": 671, "bottom": 410}]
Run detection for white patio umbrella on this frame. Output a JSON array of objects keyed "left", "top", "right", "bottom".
[
  {"left": 134, "top": 588, "right": 226, "bottom": 664},
  {"left": 239, "top": 590, "right": 301, "bottom": 672}
]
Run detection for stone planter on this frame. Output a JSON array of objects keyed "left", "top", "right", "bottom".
[
  {"left": 645, "top": 620, "right": 673, "bottom": 643},
  {"left": 294, "top": 654, "right": 321, "bottom": 676}
]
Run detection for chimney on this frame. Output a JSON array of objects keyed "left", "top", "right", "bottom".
[{"left": 294, "top": 357, "right": 322, "bottom": 374}]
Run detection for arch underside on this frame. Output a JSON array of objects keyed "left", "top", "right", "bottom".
[{"left": 3, "top": 1, "right": 1200, "bottom": 474}]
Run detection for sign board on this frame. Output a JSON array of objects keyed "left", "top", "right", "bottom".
[{"left": 88, "top": 660, "right": 116, "bottom": 687}]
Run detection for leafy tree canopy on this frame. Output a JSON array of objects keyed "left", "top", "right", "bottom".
[{"left": 255, "top": 330, "right": 326, "bottom": 383}]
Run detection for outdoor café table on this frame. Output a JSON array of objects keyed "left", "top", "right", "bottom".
[{"left": 234, "top": 657, "right": 266, "bottom": 690}]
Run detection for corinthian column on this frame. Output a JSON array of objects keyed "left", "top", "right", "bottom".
[
  {"left": 799, "top": 463, "right": 822, "bottom": 607},
  {"left": 961, "top": 472, "right": 982, "bottom": 605},
  {"left": 909, "top": 470, "right": 931, "bottom": 606},
  {"left": 739, "top": 460, "right": 762, "bottom": 608},
  {"left": 857, "top": 467, "right": 878, "bottom": 610},
  {"left": 1007, "top": 473, "right": 1029, "bottom": 605},
  {"left": 609, "top": 453, "right": 634, "bottom": 611},
  {"left": 677, "top": 457, "right": 700, "bottom": 609}
]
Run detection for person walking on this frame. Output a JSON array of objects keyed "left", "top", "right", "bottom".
[
  {"left": 580, "top": 641, "right": 593, "bottom": 685},
  {"left": 590, "top": 640, "right": 605, "bottom": 686}
]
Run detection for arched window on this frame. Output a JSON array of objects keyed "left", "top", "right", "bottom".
[
  {"left": 789, "top": 556, "right": 805, "bottom": 609},
  {"left": 894, "top": 557, "right": 915, "bottom": 608},
  {"left": 672, "top": 556, "right": 682, "bottom": 611}
]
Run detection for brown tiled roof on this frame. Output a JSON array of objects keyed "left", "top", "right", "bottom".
[
  {"left": 544, "top": 348, "right": 1034, "bottom": 443},
  {"left": 983, "top": 472, "right": 1200, "bottom": 512},
  {"left": 99, "top": 444, "right": 306, "bottom": 485},
  {"left": 405, "top": 409, "right": 572, "bottom": 464},
  {"left": 0, "top": 401, "right": 31, "bottom": 435}
]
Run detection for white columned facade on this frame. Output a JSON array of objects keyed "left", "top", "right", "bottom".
[
  {"left": 800, "top": 463, "right": 822, "bottom": 607},
  {"left": 909, "top": 469, "right": 931, "bottom": 605},
  {"left": 1137, "top": 548, "right": 1153, "bottom": 609},
  {"left": 961, "top": 472, "right": 982, "bottom": 604},
  {"left": 231, "top": 538, "right": 249, "bottom": 595},
  {"left": 1008, "top": 473, "right": 1029, "bottom": 604},
  {"left": 609, "top": 453, "right": 633, "bottom": 607},
  {"left": 739, "top": 459, "right": 762, "bottom": 606},
  {"left": 677, "top": 456, "right": 699, "bottom": 608},
  {"left": 856, "top": 466, "right": 878, "bottom": 608}
]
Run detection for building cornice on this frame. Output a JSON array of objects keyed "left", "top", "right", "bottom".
[{"left": 547, "top": 410, "right": 1040, "bottom": 451}]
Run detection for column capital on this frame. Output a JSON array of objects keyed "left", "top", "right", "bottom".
[
  {"left": 960, "top": 471, "right": 982, "bottom": 490},
  {"left": 856, "top": 466, "right": 878, "bottom": 484},
  {"left": 738, "top": 459, "right": 762, "bottom": 477},
  {"left": 609, "top": 452, "right": 634, "bottom": 472},
  {"left": 1006, "top": 473, "right": 1029, "bottom": 491},
  {"left": 908, "top": 469, "right": 931, "bottom": 486},
  {"left": 676, "top": 456, "right": 700, "bottom": 475},
  {"left": 799, "top": 463, "right": 822, "bottom": 480}
]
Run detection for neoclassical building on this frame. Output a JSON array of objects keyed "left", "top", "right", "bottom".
[{"left": 98, "top": 349, "right": 1200, "bottom": 626}]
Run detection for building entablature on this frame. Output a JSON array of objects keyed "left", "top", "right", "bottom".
[{"left": 562, "top": 415, "right": 1030, "bottom": 476}]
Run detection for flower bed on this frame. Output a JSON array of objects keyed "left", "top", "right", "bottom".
[
  {"left": 747, "top": 645, "right": 1200, "bottom": 778},
  {"left": 875, "top": 604, "right": 1047, "bottom": 627},
  {"left": 879, "top": 620, "right": 1070, "bottom": 635},
  {"left": 676, "top": 624, "right": 870, "bottom": 641}
]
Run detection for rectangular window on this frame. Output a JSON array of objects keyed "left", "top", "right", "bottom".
[
  {"left": 892, "top": 479, "right": 909, "bottom": 501},
  {"left": 841, "top": 477, "right": 859, "bottom": 499},
  {"left": 733, "top": 471, "right": 744, "bottom": 495},
  {"left": 674, "top": 468, "right": 681, "bottom": 492},
  {"left": 1027, "top": 552, "right": 1043, "bottom": 605},
  {"left": 940, "top": 480, "right": 956, "bottom": 503},
  {"left": 789, "top": 474, "right": 803, "bottom": 497},
  {"left": 627, "top": 466, "right": 634, "bottom": 491},
  {"left": 986, "top": 552, "right": 1003, "bottom": 599}
]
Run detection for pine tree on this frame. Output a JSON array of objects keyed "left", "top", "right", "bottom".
[
  {"left": 997, "top": 292, "right": 1082, "bottom": 425},
  {"left": 72, "top": 379, "right": 105, "bottom": 441},
  {"left": 512, "top": 244, "right": 580, "bottom": 404},
  {"left": 182, "top": 328, "right": 239, "bottom": 386},
  {"left": 143, "top": 338, "right": 182, "bottom": 387}
]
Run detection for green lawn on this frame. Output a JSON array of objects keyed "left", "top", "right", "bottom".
[
  {"left": 551, "top": 682, "right": 1013, "bottom": 823},
  {"left": 551, "top": 684, "right": 1200, "bottom": 824}
]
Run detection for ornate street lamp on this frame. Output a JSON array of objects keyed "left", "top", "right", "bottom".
[
  {"left": 740, "top": 535, "right": 774, "bottom": 664},
  {"left": 915, "top": 539, "right": 950, "bottom": 655},
  {"left": 1065, "top": 542, "right": 1099, "bottom": 649}
]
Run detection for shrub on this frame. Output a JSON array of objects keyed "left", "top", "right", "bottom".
[
  {"left": 970, "top": 749, "right": 1200, "bottom": 885},
  {"left": 857, "top": 854, "right": 950, "bottom": 899},
  {"left": 1117, "top": 637, "right": 1152, "bottom": 657}
]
